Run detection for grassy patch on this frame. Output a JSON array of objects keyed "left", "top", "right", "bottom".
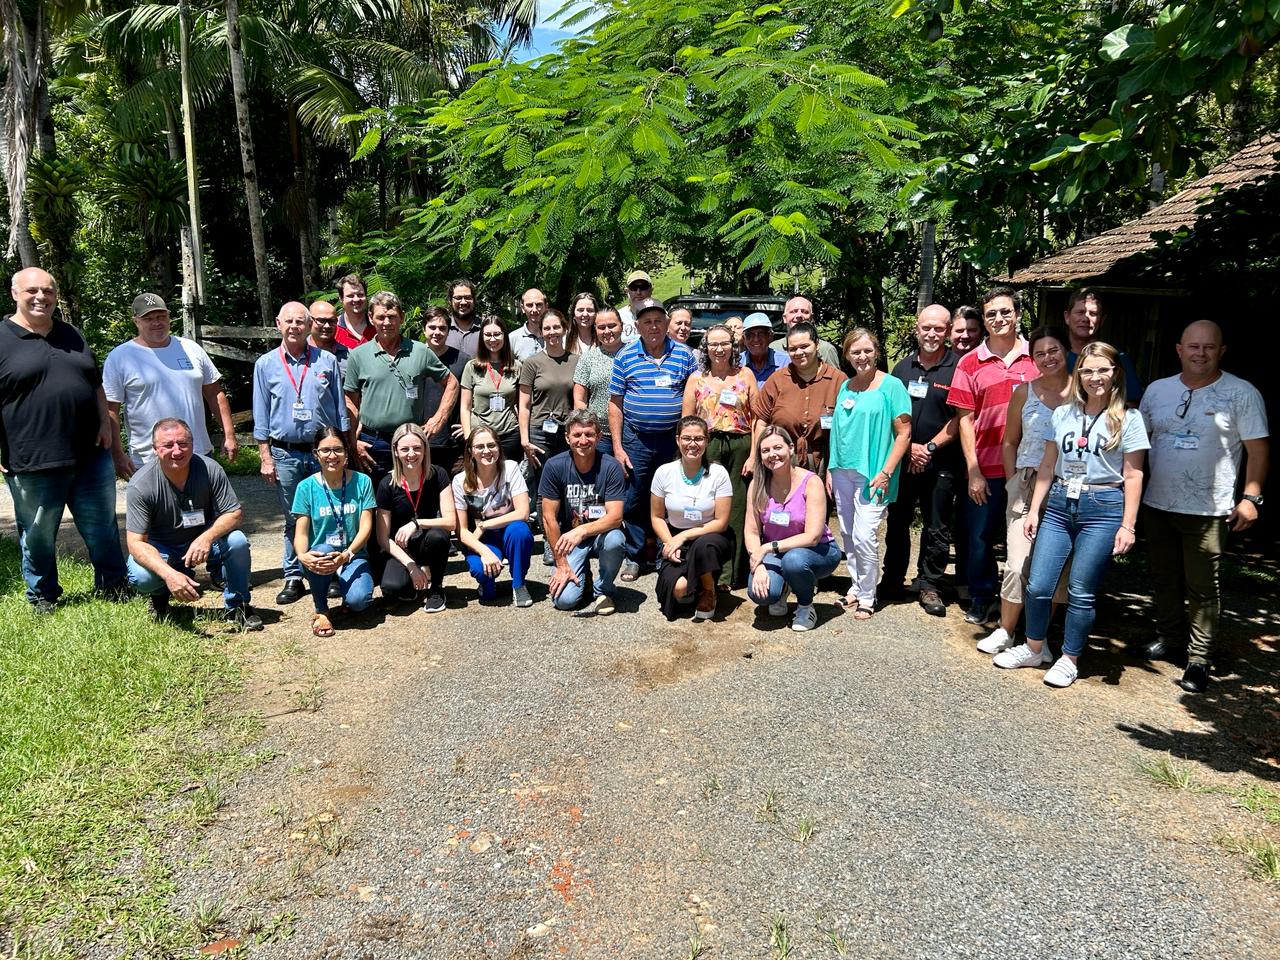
[
  {"left": 1216, "top": 835, "right": 1280, "bottom": 883},
  {"left": 0, "top": 538, "right": 255, "bottom": 956},
  {"left": 214, "top": 440, "right": 261, "bottom": 477}
]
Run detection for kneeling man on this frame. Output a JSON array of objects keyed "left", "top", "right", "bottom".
[
  {"left": 125, "top": 418, "right": 263, "bottom": 629},
  {"left": 540, "top": 411, "right": 627, "bottom": 615}
]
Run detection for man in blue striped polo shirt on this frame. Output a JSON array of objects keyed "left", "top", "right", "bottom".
[{"left": 608, "top": 298, "right": 699, "bottom": 579}]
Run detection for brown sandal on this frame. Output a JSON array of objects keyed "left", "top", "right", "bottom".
[
  {"left": 311, "top": 613, "right": 335, "bottom": 637},
  {"left": 835, "top": 593, "right": 859, "bottom": 610},
  {"left": 853, "top": 605, "right": 874, "bottom": 620}
]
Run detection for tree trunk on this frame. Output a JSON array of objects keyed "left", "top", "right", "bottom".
[
  {"left": 1, "top": 0, "right": 43, "bottom": 265},
  {"left": 225, "top": 0, "right": 273, "bottom": 325},
  {"left": 297, "top": 124, "right": 320, "bottom": 294},
  {"left": 916, "top": 220, "right": 936, "bottom": 312}
]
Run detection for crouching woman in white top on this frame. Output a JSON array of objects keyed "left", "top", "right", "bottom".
[
  {"left": 994, "top": 342, "right": 1148, "bottom": 688},
  {"left": 650, "top": 416, "right": 734, "bottom": 621}
]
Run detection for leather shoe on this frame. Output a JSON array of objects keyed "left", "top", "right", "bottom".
[
  {"left": 1142, "top": 639, "right": 1180, "bottom": 662},
  {"left": 1177, "top": 662, "right": 1209, "bottom": 694},
  {"left": 276, "top": 578, "right": 306, "bottom": 605},
  {"left": 918, "top": 588, "right": 946, "bottom": 617}
]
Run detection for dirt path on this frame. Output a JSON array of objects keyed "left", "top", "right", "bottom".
[{"left": 5, "top": 477, "right": 1278, "bottom": 958}]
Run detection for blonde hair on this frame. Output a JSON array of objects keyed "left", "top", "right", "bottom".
[
  {"left": 750, "top": 425, "right": 796, "bottom": 515},
  {"left": 1072, "top": 341, "right": 1127, "bottom": 451},
  {"left": 840, "top": 326, "right": 881, "bottom": 363},
  {"left": 390, "top": 423, "right": 432, "bottom": 484}
]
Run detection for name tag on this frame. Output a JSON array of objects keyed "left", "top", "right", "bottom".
[
  {"left": 718, "top": 389, "right": 737, "bottom": 407},
  {"left": 542, "top": 418, "right": 560, "bottom": 435},
  {"left": 404, "top": 384, "right": 418, "bottom": 400},
  {"left": 180, "top": 509, "right": 205, "bottom": 529},
  {"left": 683, "top": 508, "right": 703, "bottom": 523},
  {"left": 292, "top": 403, "right": 312, "bottom": 422},
  {"left": 325, "top": 532, "right": 345, "bottom": 547},
  {"left": 819, "top": 414, "right": 833, "bottom": 430},
  {"left": 1065, "top": 476, "right": 1083, "bottom": 500},
  {"left": 488, "top": 395, "right": 507, "bottom": 412},
  {"left": 654, "top": 375, "right": 673, "bottom": 389},
  {"left": 1173, "top": 433, "right": 1199, "bottom": 450},
  {"left": 586, "top": 504, "right": 605, "bottom": 520},
  {"left": 176, "top": 358, "right": 194, "bottom": 370},
  {"left": 1064, "top": 460, "right": 1087, "bottom": 476},
  {"left": 841, "top": 397, "right": 855, "bottom": 411},
  {"left": 908, "top": 380, "right": 929, "bottom": 399},
  {"left": 768, "top": 510, "right": 791, "bottom": 526}
]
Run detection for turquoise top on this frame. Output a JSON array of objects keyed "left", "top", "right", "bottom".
[
  {"left": 828, "top": 374, "right": 911, "bottom": 503},
  {"left": 291, "top": 470, "right": 377, "bottom": 557}
]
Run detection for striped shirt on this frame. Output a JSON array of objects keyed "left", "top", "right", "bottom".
[
  {"left": 946, "top": 338, "right": 1039, "bottom": 479},
  {"left": 608, "top": 337, "right": 698, "bottom": 432}
]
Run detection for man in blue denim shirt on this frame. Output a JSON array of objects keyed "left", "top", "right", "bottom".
[{"left": 252, "top": 301, "right": 349, "bottom": 604}]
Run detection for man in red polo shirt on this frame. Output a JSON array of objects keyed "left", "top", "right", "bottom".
[
  {"left": 333, "top": 273, "right": 375, "bottom": 350},
  {"left": 946, "top": 285, "right": 1039, "bottom": 625}
]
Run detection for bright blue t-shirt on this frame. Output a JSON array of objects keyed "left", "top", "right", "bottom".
[{"left": 290, "top": 470, "right": 377, "bottom": 555}]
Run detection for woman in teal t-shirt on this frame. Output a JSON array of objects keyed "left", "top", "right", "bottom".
[
  {"left": 828, "top": 327, "right": 911, "bottom": 617},
  {"left": 291, "top": 427, "right": 377, "bottom": 637}
]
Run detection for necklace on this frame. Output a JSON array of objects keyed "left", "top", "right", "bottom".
[{"left": 681, "top": 464, "right": 706, "bottom": 486}]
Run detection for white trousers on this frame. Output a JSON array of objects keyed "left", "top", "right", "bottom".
[{"left": 831, "top": 467, "right": 888, "bottom": 608}]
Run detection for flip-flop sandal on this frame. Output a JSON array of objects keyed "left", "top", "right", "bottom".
[
  {"left": 312, "top": 613, "right": 335, "bottom": 637},
  {"left": 853, "top": 606, "right": 875, "bottom": 620},
  {"left": 835, "top": 594, "right": 860, "bottom": 610}
]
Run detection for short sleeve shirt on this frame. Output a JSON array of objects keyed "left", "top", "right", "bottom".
[
  {"left": 538, "top": 451, "right": 626, "bottom": 530},
  {"left": 829, "top": 375, "right": 912, "bottom": 503},
  {"left": 1140, "top": 372, "right": 1268, "bottom": 516},
  {"left": 1042, "top": 404, "right": 1149, "bottom": 485},
  {"left": 946, "top": 339, "right": 1039, "bottom": 479},
  {"left": 452, "top": 459, "right": 527, "bottom": 524},
  {"left": 889, "top": 350, "right": 959, "bottom": 463},
  {"left": 650, "top": 461, "right": 732, "bottom": 530},
  {"left": 573, "top": 345, "right": 621, "bottom": 435},
  {"left": 688, "top": 370, "right": 755, "bottom": 434},
  {"left": 290, "top": 470, "right": 377, "bottom": 556},
  {"left": 753, "top": 362, "right": 848, "bottom": 471},
  {"left": 422, "top": 345, "right": 469, "bottom": 448},
  {"left": 460, "top": 360, "right": 521, "bottom": 437},
  {"left": 376, "top": 465, "right": 451, "bottom": 532},
  {"left": 509, "top": 324, "right": 544, "bottom": 362},
  {"left": 103, "top": 336, "right": 220, "bottom": 466},
  {"left": 0, "top": 318, "right": 102, "bottom": 472},
  {"left": 518, "top": 351, "right": 579, "bottom": 427},
  {"left": 343, "top": 337, "right": 449, "bottom": 432},
  {"left": 608, "top": 338, "right": 699, "bottom": 432},
  {"left": 125, "top": 455, "right": 240, "bottom": 545}
]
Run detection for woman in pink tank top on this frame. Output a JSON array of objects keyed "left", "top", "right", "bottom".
[{"left": 743, "top": 426, "right": 842, "bottom": 632}]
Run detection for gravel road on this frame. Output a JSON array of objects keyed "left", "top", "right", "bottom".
[{"left": 5, "top": 474, "right": 1278, "bottom": 959}]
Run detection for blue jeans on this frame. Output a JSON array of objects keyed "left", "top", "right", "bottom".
[
  {"left": 962, "top": 475, "right": 1007, "bottom": 606},
  {"left": 552, "top": 528, "right": 627, "bottom": 610},
  {"left": 464, "top": 521, "right": 534, "bottom": 599},
  {"left": 1024, "top": 485, "right": 1123, "bottom": 657},
  {"left": 127, "top": 528, "right": 253, "bottom": 609},
  {"left": 619, "top": 422, "right": 677, "bottom": 561},
  {"left": 304, "top": 543, "right": 373, "bottom": 613},
  {"left": 271, "top": 447, "right": 319, "bottom": 580},
  {"left": 747, "top": 539, "right": 843, "bottom": 606},
  {"left": 7, "top": 448, "right": 127, "bottom": 604}
]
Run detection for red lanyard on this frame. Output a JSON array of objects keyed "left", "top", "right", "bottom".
[
  {"left": 401, "top": 477, "right": 425, "bottom": 515},
  {"left": 279, "top": 346, "right": 309, "bottom": 399},
  {"left": 486, "top": 362, "right": 503, "bottom": 391}
]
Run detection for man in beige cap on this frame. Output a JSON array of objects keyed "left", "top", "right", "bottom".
[{"left": 613, "top": 270, "right": 649, "bottom": 342}]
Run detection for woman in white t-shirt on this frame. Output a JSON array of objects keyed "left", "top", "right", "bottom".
[
  {"left": 993, "top": 342, "right": 1149, "bottom": 688},
  {"left": 649, "top": 416, "right": 734, "bottom": 621},
  {"left": 452, "top": 426, "right": 535, "bottom": 607}
]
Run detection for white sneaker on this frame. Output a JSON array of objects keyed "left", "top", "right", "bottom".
[
  {"left": 993, "top": 642, "right": 1049, "bottom": 669},
  {"left": 767, "top": 587, "right": 791, "bottom": 618},
  {"left": 977, "top": 626, "right": 1012, "bottom": 654},
  {"left": 1044, "top": 656, "right": 1079, "bottom": 688},
  {"left": 791, "top": 604, "right": 817, "bottom": 632}
]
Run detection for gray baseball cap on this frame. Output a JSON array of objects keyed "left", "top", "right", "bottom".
[
  {"left": 633, "top": 297, "right": 667, "bottom": 318},
  {"left": 131, "top": 293, "right": 169, "bottom": 316}
]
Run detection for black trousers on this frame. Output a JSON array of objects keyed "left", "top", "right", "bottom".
[
  {"left": 654, "top": 531, "right": 733, "bottom": 621},
  {"left": 381, "top": 527, "right": 451, "bottom": 599},
  {"left": 882, "top": 467, "right": 957, "bottom": 592}
]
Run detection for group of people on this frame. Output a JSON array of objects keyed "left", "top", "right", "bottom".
[{"left": 0, "top": 266, "right": 1267, "bottom": 694}]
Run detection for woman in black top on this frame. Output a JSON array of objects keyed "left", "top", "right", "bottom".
[{"left": 376, "top": 423, "right": 456, "bottom": 613}]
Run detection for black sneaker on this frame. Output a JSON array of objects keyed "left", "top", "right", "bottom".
[
  {"left": 275, "top": 578, "right": 306, "bottom": 605},
  {"left": 963, "top": 600, "right": 997, "bottom": 625},
  {"left": 147, "top": 594, "right": 170, "bottom": 622},
  {"left": 422, "top": 592, "right": 446, "bottom": 614},
  {"left": 31, "top": 598, "right": 57, "bottom": 615},
  {"left": 1177, "top": 662, "right": 1209, "bottom": 694},
  {"left": 224, "top": 604, "right": 264, "bottom": 632}
]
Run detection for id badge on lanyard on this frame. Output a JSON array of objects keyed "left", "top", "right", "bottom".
[{"left": 907, "top": 379, "right": 928, "bottom": 399}]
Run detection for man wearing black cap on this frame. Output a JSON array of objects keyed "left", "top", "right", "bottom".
[{"left": 103, "top": 292, "right": 237, "bottom": 477}]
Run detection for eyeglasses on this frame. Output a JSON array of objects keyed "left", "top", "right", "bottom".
[
  {"left": 1176, "top": 388, "right": 1193, "bottom": 419},
  {"left": 1080, "top": 366, "right": 1114, "bottom": 379},
  {"left": 317, "top": 447, "right": 346, "bottom": 457}
]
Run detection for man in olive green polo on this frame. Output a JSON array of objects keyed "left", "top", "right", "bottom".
[{"left": 344, "top": 290, "right": 456, "bottom": 490}]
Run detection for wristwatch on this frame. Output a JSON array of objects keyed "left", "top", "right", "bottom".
[
  {"left": 1243, "top": 494, "right": 1264, "bottom": 507},
  {"left": 926, "top": 442, "right": 938, "bottom": 453},
  {"left": 771, "top": 540, "right": 781, "bottom": 556}
]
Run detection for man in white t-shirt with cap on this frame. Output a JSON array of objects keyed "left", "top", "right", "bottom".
[
  {"left": 613, "top": 270, "right": 649, "bottom": 343},
  {"left": 104, "top": 293, "right": 237, "bottom": 477}
]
